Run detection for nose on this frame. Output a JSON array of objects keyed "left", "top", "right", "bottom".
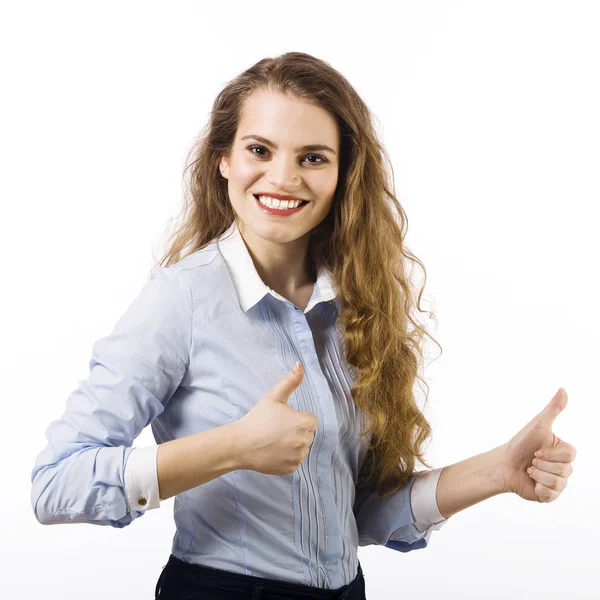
[{"left": 266, "top": 157, "right": 301, "bottom": 189}]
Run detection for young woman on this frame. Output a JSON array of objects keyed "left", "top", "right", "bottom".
[{"left": 31, "top": 52, "right": 576, "bottom": 600}]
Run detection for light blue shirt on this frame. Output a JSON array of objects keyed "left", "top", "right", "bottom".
[{"left": 31, "top": 221, "right": 449, "bottom": 589}]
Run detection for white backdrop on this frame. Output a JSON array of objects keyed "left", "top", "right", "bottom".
[{"left": 2, "top": 1, "right": 598, "bottom": 598}]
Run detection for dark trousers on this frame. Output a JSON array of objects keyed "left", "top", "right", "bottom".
[{"left": 155, "top": 554, "right": 366, "bottom": 600}]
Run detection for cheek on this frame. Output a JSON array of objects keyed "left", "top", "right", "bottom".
[
  {"left": 232, "top": 156, "right": 262, "bottom": 184},
  {"left": 315, "top": 170, "right": 338, "bottom": 196},
  {"left": 314, "top": 180, "right": 337, "bottom": 204}
]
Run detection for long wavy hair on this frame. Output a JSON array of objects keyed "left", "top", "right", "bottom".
[{"left": 154, "top": 52, "right": 442, "bottom": 498}]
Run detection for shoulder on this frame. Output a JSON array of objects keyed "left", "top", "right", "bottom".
[
  {"left": 153, "top": 241, "right": 228, "bottom": 300},
  {"left": 168, "top": 241, "right": 222, "bottom": 274}
]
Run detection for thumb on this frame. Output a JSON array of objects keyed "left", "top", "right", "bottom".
[
  {"left": 540, "top": 387, "right": 568, "bottom": 425},
  {"left": 267, "top": 362, "right": 304, "bottom": 403}
]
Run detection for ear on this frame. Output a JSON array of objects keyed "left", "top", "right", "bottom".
[{"left": 219, "top": 156, "right": 230, "bottom": 179}]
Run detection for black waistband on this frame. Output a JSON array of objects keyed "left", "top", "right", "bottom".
[{"left": 156, "top": 554, "right": 362, "bottom": 599}]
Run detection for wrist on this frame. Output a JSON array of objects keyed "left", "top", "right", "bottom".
[{"left": 226, "top": 420, "right": 251, "bottom": 471}]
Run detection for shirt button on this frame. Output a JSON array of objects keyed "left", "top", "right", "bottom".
[{"left": 138, "top": 497, "right": 148, "bottom": 506}]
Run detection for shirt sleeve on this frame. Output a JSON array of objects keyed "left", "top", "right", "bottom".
[
  {"left": 30, "top": 266, "right": 191, "bottom": 527},
  {"left": 353, "top": 467, "right": 451, "bottom": 552}
]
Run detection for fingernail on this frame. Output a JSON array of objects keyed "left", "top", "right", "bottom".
[{"left": 293, "top": 361, "right": 301, "bottom": 373}]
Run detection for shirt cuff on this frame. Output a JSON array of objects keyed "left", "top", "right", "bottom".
[
  {"left": 124, "top": 446, "right": 162, "bottom": 514},
  {"left": 410, "top": 467, "right": 446, "bottom": 532}
]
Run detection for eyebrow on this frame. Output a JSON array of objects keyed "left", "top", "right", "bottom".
[{"left": 240, "top": 134, "right": 337, "bottom": 156}]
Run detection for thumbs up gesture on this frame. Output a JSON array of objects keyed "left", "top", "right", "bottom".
[
  {"left": 500, "top": 388, "right": 577, "bottom": 503},
  {"left": 234, "top": 362, "right": 319, "bottom": 476}
]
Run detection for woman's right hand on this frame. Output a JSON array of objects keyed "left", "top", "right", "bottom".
[{"left": 233, "top": 363, "right": 318, "bottom": 476}]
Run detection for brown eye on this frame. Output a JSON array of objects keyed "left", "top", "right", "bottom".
[{"left": 248, "top": 145, "right": 269, "bottom": 157}]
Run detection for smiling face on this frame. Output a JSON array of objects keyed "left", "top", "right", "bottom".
[{"left": 219, "top": 88, "right": 340, "bottom": 250}]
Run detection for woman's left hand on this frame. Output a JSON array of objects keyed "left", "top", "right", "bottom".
[{"left": 500, "top": 388, "right": 576, "bottom": 503}]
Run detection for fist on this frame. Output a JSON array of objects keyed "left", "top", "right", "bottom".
[{"left": 234, "top": 363, "right": 318, "bottom": 476}]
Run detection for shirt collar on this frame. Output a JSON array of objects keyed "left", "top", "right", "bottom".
[{"left": 216, "top": 221, "right": 338, "bottom": 313}]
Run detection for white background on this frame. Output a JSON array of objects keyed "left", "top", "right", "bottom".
[{"left": 2, "top": 1, "right": 598, "bottom": 598}]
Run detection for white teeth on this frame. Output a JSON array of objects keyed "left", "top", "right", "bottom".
[{"left": 257, "top": 195, "right": 302, "bottom": 210}]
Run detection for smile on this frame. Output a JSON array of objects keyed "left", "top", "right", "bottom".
[{"left": 253, "top": 194, "right": 308, "bottom": 217}]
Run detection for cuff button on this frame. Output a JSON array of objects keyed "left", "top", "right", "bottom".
[{"left": 138, "top": 497, "right": 148, "bottom": 506}]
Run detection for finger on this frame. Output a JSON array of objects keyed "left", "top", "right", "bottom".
[
  {"left": 532, "top": 457, "right": 574, "bottom": 478},
  {"left": 527, "top": 465, "right": 568, "bottom": 492},
  {"left": 535, "top": 481, "right": 559, "bottom": 503},
  {"left": 536, "top": 443, "right": 577, "bottom": 463}
]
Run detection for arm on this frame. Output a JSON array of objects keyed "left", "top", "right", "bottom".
[
  {"left": 353, "top": 442, "right": 508, "bottom": 552},
  {"left": 122, "top": 423, "right": 244, "bottom": 513},
  {"left": 31, "top": 266, "right": 192, "bottom": 527},
  {"left": 435, "top": 442, "right": 507, "bottom": 519},
  {"left": 156, "top": 423, "right": 242, "bottom": 500}
]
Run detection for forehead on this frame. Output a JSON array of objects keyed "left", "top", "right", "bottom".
[{"left": 238, "top": 89, "right": 339, "bottom": 150}]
